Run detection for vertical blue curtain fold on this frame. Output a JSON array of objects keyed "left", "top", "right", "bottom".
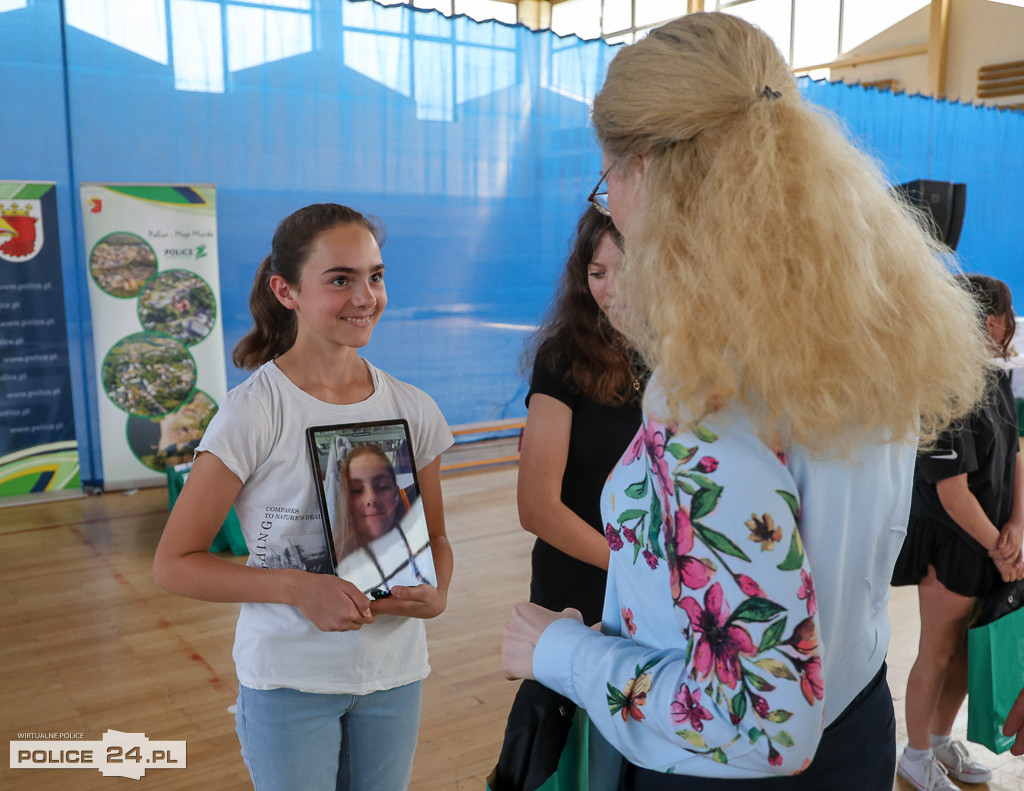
[
  {"left": 801, "top": 79, "right": 1024, "bottom": 285},
  {"left": 1, "top": 1, "right": 1021, "bottom": 486}
]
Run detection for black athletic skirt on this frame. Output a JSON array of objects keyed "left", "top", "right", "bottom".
[{"left": 890, "top": 515, "right": 999, "bottom": 598}]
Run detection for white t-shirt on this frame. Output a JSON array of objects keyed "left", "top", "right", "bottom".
[{"left": 197, "top": 359, "right": 453, "bottom": 694}]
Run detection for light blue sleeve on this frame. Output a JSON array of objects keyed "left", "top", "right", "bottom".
[{"left": 534, "top": 412, "right": 826, "bottom": 778}]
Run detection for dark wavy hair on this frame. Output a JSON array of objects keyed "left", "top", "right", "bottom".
[
  {"left": 524, "top": 206, "right": 640, "bottom": 405},
  {"left": 956, "top": 273, "right": 1016, "bottom": 359},
  {"left": 232, "top": 203, "right": 384, "bottom": 370}
]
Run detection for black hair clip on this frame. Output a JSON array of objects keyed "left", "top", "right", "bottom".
[{"left": 760, "top": 85, "right": 782, "bottom": 100}]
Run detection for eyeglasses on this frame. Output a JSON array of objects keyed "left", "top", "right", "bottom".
[{"left": 587, "top": 163, "right": 614, "bottom": 216}]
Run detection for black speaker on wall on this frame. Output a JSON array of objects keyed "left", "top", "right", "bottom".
[{"left": 894, "top": 180, "right": 967, "bottom": 251}]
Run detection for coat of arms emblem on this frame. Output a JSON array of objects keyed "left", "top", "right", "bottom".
[{"left": 0, "top": 200, "right": 44, "bottom": 262}]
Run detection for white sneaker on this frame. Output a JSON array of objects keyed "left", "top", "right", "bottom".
[
  {"left": 932, "top": 738, "right": 993, "bottom": 784},
  {"left": 897, "top": 749, "right": 959, "bottom": 791}
]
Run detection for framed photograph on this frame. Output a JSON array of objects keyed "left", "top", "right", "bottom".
[{"left": 306, "top": 419, "right": 437, "bottom": 596}]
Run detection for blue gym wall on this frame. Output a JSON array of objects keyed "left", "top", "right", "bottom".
[{"left": 2, "top": 0, "right": 1022, "bottom": 486}]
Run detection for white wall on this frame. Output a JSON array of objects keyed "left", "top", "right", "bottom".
[{"left": 830, "top": 0, "right": 1023, "bottom": 107}]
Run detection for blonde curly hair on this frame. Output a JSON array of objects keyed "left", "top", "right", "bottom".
[{"left": 592, "top": 12, "right": 990, "bottom": 452}]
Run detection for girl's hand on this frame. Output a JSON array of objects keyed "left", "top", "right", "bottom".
[
  {"left": 293, "top": 572, "right": 374, "bottom": 631},
  {"left": 368, "top": 584, "right": 447, "bottom": 619},
  {"left": 993, "top": 554, "right": 1024, "bottom": 583},
  {"left": 501, "top": 603, "right": 584, "bottom": 681},
  {"left": 992, "top": 520, "right": 1024, "bottom": 565},
  {"left": 1003, "top": 684, "right": 1024, "bottom": 756}
]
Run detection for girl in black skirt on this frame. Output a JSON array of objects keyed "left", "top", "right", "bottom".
[{"left": 892, "top": 274, "right": 1024, "bottom": 791}]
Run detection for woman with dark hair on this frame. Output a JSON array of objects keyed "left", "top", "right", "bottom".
[
  {"left": 518, "top": 204, "right": 646, "bottom": 623},
  {"left": 489, "top": 206, "right": 646, "bottom": 791},
  {"left": 892, "top": 274, "right": 1024, "bottom": 791}
]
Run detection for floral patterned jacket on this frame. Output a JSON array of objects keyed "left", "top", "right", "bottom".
[{"left": 534, "top": 376, "right": 914, "bottom": 778}]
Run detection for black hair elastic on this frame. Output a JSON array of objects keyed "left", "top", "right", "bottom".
[{"left": 760, "top": 85, "right": 782, "bottom": 100}]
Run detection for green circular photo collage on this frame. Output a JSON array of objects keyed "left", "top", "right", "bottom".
[{"left": 90, "top": 232, "right": 220, "bottom": 473}]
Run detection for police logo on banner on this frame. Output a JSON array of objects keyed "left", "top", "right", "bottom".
[{"left": 0, "top": 200, "right": 44, "bottom": 262}]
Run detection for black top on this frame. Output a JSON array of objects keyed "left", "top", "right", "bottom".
[
  {"left": 910, "top": 368, "right": 1018, "bottom": 553},
  {"left": 525, "top": 353, "right": 644, "bottom": 623}
]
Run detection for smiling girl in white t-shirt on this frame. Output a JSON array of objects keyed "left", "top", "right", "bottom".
[{"left": 154, "top": 203, "right": 453, "bottom": 791}]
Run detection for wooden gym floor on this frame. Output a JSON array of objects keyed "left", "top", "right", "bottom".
[{"left": 2, "top": 465, "right": 1023, "bottom": 790}]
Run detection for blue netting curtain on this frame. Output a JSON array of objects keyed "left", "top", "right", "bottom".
[{"left": 2, "top": 0, "right": 1022, "bottom": 485}]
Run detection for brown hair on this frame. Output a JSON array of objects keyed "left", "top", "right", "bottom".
[
  {"left": 957, "top": 274, "right": 1016, "bottom": 359},
  {"left": 525, "top": 206, "right": 640, "bottom": 405},
  {"left": 232, "top": 203, "right": 384, "bottom": 369},
  {"left": 342, "top": 444, "right": 398, "bottom": 489}
]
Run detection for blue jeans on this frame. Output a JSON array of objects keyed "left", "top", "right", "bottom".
[{"left": 235, "top": 680, "right": 423, "bottom": 791}]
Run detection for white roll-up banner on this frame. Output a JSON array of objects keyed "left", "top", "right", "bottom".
[{"left": 80, "top": 184, "right": 226, "bottom": 490}]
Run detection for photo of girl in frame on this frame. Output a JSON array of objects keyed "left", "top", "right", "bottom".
[{"left": 310, "top": 421, "right": 437, "bottom": 595}]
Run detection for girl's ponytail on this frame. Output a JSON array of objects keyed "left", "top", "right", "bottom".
[{"left": 232, "top": 255, "right": 297, "bottom": 369}]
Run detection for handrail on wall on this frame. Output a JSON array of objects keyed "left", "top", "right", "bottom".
[{"left": 441, "top": 418, "right": 525, "bottom": 474}]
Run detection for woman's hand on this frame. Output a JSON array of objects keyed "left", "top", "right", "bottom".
[
  {"left": 993, "top": 554, "right": 1024, "bottom": 583},
  {"left": 991, "top": 520, "right": 1024, "bottom": 581},
  {"left": 293, "top": 572, "right": 374, "bottom": 631},
  {"left": 992, "top": 520, "right": 1024, "bottom": 564},
  {"left": 501, "top": 603, "right": 584, "bottom": 681},
  {"left": 368, "top": 584, "right": 447, "bottom": 619},
  {"left": 1003, "top": 684, "right": 1024, "bottom": 756}
]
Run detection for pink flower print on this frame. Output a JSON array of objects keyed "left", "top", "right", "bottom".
[
  {"left": 669, "top": 508, "right": 713, "bottom": 600},
  {"left": 797, "top": 569, "right": 817, "bottom": 616},
  {"left": 605, "top": 524, "right": 624, "bottom": 551},
  {"left": 643, "top": 549, "right": 659, "bottom": 569},
  {"left": 622, "top": 607, "right": 637, "bottom": 636},
  {"left": 642, "top": 423, "right": 674, "bottom": 506},
  {"left": 768, "top": 745, "right": 783, "bottom": 767},
  {"left": 776, "top": 450, "right": 787, "bottom": 465},
  {"left": 674, "top": 507, "right": 695, "bottom": 554},
  {"left": 799, "top": 656, "right": 824, "bottom": 705},
  {"left": 623, "top": 526, "right": 639, "bottom": 545},
  {"left": 736, "top": 574, "right": 766, "bottom": 598},
  {"left": 752, "top": 694, "right": 770, "bottom": 718},
  {"left": 670, "top": 684, "right": 713, "bottom": 732},
  {"left": 671, "top": 556, "right": 714, "bottom": 600},
  {"left": 791, "top": 758, "right": 812, "bottom": 776},
  {"left": 679, "top": 583, "right": 756, "bottom": 689},
  {"left": 623, "top": 430, "right": 644, "bottom": 465},
  {"left": 696, "top": 456, "right": 719, "bottom": 473}
]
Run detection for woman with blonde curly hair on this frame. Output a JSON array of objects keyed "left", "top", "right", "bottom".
[{"left": 501, "top": 12, "right": 991, "bottom": 789}]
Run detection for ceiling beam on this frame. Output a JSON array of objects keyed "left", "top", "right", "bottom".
[
  {"left": 792, "top": 44, "right": 928, "bottom": 75},
  {"left": 927, "top": 0, "right": 952, "bottom": 98}
]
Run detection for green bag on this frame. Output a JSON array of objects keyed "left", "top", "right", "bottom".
[
  {"left": 487, "top": 704, "right": 590, "bottom": 791},
  {"left": 166, "top": 463, "right": 247, "bottom": 555},
  {"left": 967, "top": 581, "right": 1024, "bottom": 753}
]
